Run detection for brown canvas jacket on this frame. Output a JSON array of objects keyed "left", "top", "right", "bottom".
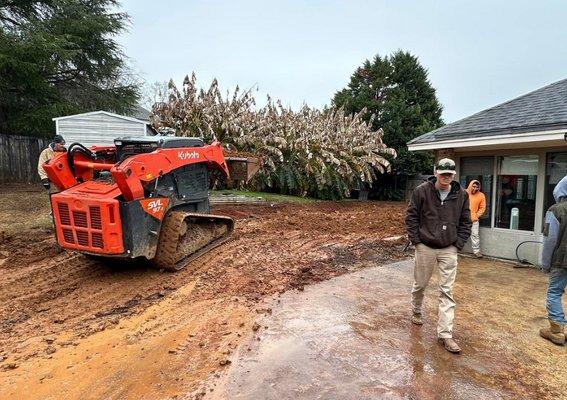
[
  {"left": 545, "top": 199, "right": 567, "bottom": 270},
  {"left": 542, "top": 176, "right": 567, "bottom": 270},
  {"left": 406, "top": 177, "right": 472, "bottom": 250}
]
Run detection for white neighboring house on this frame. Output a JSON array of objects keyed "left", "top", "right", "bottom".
[{"left": 52, "top": 109, "right": 156, "bottom": 147}]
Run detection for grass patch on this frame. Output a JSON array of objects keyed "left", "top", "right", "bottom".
[
  {"left": 211, "top": 189, "right": 319, "bottom": 204},
  {"left": 0, "top": 185, "right": 52, "bottom": 234}
]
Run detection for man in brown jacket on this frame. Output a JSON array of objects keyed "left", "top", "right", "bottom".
[
  {"left": 539, "top": 174, "right": 567, "bottom": 345},
  {"left": 405, "top": 158, "right": 471, "bottom": 353}
]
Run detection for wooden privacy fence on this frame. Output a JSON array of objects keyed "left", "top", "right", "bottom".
[{"left": 0, "top": 134, "right": 51, "bottom": 183}]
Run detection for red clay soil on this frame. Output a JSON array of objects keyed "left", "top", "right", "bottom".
[{"left": 0, "top": 201, "right": 408, "bottom": 399}]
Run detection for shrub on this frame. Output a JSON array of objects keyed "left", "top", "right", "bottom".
[{"left": 151, "top": 74, "right": 396, "bottom": 199}]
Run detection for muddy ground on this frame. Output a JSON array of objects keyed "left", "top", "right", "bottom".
[{"left": 0, "top": 186, "right": 408, "bottom": 399}]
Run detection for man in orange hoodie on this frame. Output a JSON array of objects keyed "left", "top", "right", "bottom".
[{"left": 466, "top": 180, "right": 486, "bottom": 257}]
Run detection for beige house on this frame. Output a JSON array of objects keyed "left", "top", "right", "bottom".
[{"left": 408, "top": 79, "right": 567, "bottom": 264}]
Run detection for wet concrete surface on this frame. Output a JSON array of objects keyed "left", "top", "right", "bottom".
[{"left": 218, "top": 258, "right": 566, "bottom": 400}]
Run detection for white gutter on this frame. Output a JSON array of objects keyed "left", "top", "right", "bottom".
[{"left": 408, "top": 128, "right": 567, "bottom": 151}]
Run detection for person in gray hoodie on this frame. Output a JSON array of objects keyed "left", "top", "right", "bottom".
[{"left": 540, "top": 174, "right": 567, "bottom": 345}]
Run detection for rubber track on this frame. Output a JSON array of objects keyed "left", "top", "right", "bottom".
[
  {"left": 153, "top": 211, "right": 234, "bottom": 271},
  {"left": 153, "top": 211, "right": 187, "bottom": 271}
]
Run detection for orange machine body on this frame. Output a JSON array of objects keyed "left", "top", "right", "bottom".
[{"left": 43, "top": 137, "right": 228, "bottom": 259}]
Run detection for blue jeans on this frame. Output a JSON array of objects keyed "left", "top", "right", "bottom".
[{"left": 547, "top": 267, "right": 567, "bottom": 324}]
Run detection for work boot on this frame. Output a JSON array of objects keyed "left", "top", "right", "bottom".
[
  {"left": 411, "top": 312, "right": 423, "bottom": 325},
  {"left": 539, "top": 320, "right": 566, "bottom": 345},
  {"left": 438, "top": 338, "right": 461, "bottom": 353},
  {"left": 474, "top": 252, "right": 483, "bottom": 258}
]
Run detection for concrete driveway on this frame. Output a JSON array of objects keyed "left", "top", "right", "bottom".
[{"left": 215, "top": 258, "right": 566, "bottom": 400}]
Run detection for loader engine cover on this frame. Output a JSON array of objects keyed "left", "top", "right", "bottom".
[{"left": 51, "top": 181, "right": 125, "bottom": 255}]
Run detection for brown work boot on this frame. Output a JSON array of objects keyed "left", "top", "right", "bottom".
[
  {"left": 438, "top": 338, "right": 461, "bottom": 353},
  {"left": 474, "top": 252, "right": 483, "bottom": 258},
  {"left": 411, "top": 312, "right": 423, "bottom": 325},
  {"left": 539, "top": 320, "right": 566, "bottom": 345}
]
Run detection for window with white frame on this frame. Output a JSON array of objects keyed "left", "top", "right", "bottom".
[{"left": 495, "top": 155, "right": 538, "bottom": 231}]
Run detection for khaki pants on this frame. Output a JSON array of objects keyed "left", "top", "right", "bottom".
[
  {"left": 411, "top": 243, "right": 458, "bottom": 339},
  {"left": 471, "top": 221, "right": 480, "bottom": 254}
]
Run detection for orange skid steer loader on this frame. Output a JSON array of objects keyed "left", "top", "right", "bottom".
[{"left": 43, "top": 136, "right": 253, "bottom": 271}]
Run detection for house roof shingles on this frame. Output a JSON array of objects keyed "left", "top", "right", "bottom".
[
  {"left": 128, "top": 105, "right": 151, "bottom": 121},
  {"left": 409, "top": 78, "right": 567, "bottom": 145}
]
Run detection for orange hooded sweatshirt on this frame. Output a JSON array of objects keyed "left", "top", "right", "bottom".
[{"left": 466, "top": 180, "right": 486, "bottom": 222}]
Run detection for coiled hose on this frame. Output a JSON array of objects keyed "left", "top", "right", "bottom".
[{"left": 515, "top": 240, "right": 542, "bottom": 266}]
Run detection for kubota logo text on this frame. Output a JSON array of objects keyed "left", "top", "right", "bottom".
[{"left": 178, "top": 150, "right": 200, "bottom": 160}]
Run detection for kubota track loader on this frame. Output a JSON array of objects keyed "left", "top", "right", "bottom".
[{"left": 43, "top": 136, "right": 239, "bottom": 271}]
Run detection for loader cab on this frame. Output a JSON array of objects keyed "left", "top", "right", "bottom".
[{"left": 114, "top": 136, "right": 210, "bottom": 208}]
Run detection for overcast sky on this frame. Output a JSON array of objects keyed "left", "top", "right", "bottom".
[{"left": 117, "top": 0, "right": 567, "bottom": 123}]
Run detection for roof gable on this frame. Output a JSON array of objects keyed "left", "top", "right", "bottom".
[
  {"left": 52, "top": 110, "right": 148, "bottom": 125},
  {"left": 410, "top": 78, "right": 567, "bottom": 145}
]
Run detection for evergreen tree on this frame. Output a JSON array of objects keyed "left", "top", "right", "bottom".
[
  {"left": 333, "top": 51, "right": 443, "bottom": 178},
  {"left": 0, "top": 0, "right": 140, "bottom": 137}
]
